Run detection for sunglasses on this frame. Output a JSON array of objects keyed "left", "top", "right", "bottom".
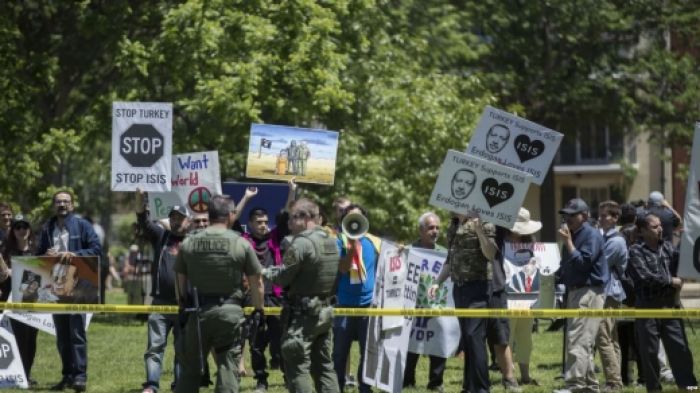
[{"left": 13, "top": 225, "right": 30, "bottom": 230}]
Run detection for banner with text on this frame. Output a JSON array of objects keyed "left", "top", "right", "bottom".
[
  {"left": 111, "top": 101, "right": 173, "bottom": 192},
  {"left": 429, "top": 150, "right": 533, "bottom": 228},
  {"left": 0, "top": 315, "right": 28, "bottom": 389},
  {"left": 363, "top": 240, "right": 415, "bottom": 393},
  {"left": 503, "top": 242, "right": 561, "bottom": 309},
  {"left": 148, "top": 151, "right": 222, "bottom": 219},
  {"left": 467, "top": 106, "right": 563, "bottom": 185},
  {"left": 406, "top": 248, "right": 460, "bottom": 358},
  {"left": 679, "top": 124, "right": 700, "bottom": 280}
]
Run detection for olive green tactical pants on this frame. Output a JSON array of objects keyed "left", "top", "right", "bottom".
[
  {"left": 175, "top": 304, "right": 243, "bottom": 393},
  {"left": 281, "top": 307, "right": 339, "bottom": 393}
]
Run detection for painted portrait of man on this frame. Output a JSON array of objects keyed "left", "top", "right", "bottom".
[
  {"left": 485, "top": 124, "right": 510, "bottom": 154},
  {"left": 451, "top": 169, "right": 476, "bottom": 200}
]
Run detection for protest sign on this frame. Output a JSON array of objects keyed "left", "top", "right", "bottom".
[
  {"left": 148, "top": 151, "right": 222, "bottom": 219},
  {"left": 245, "top": 124, "right": 339, "bottom": 185},
  {"left": 429, "top": 150, "right": 533, "bottom": 228},
  {"left": 679, "top": 124, "right": 700, "bottom": 279},
  {"left": 0, "top": 316, "right": 28, "bottom": 389},
  {"left": 406, "top": 248, "right": 460, "bottom": 358},
  {"left": 111, "top": 101, "right": 172, "bottom": 192},
  {"left": 221, "top": 182, "right": 289, "bottom": 232},
  {"left": 363, "top": 240, "right": 414, "bottom": 393},
  {"left": 467, "top": 106, "right": 563, "bottom": 185},
  {"left": 503, "top": 242, "right": 560, "bottom": 309}
]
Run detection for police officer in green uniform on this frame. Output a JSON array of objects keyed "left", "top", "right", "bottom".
[
  {"left": 263, "top": 198, "right": 340, "bottom": 393},
  {"left": 429, "top": 212, "right": 497, "bottom": 393},
  {"left": 174, "top": 195, "right": 264, "bottom": 393}
]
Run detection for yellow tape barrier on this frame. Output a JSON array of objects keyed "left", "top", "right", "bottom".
[{"left": 2, "top": 302, "right": 700, "bottom": 319}]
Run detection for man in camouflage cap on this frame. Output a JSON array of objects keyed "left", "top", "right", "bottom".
[
  {"left": 174, "top": 195, "right": 264, "bottom": 393},
  {"left": 429, "top": 211, "right": 497, "bottom": 393},
  {"left": 264, "top": 197, "right": 340, "bottom": 393}
]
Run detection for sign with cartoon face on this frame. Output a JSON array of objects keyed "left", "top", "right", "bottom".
[
  {"left": 466, "top": 106, "right": 564, "bottom": 185},
  {"left": 429, "top": 150, "right": 533, "bottom": 228}
]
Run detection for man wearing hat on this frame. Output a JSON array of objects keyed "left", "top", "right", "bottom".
[
  {"left": 647, "top": 191, "right": 682, "bottom": 242},
  {"left": 135, "top": 190, "right": 191, "bottom": 393},
  {"left": 554, "top": 198, "right": 609, "bottom": 393}
]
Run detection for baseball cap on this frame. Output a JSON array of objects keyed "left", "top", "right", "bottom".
[
  {"left": 648, "top": 191, "right": 664, "bottom": 206},
  {"left": 169, "top": 205, "right": 189, "bottom": 218},
  {"left": 12, "top": 214, "right": 30, "bottom": 228},
  {"left": 559, "top": 198, "right": 589, "bottom": 215}
]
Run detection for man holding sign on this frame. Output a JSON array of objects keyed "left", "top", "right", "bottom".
[{"left": 429, "top": 212, "right": 497, "bottom": 393}]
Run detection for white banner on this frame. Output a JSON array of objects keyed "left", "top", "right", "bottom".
[
  {"left": 111, "top": 101, "right": 173, "bottom": 192},
  {"left": 363, "top": 240, "right": 415, "bottom": 393},
  {"left": 406, "top": 248, "right": 460, "bottom": 358},
  {"left": 680, "top": 124, "right": 700, "bottom": 280},
  {"left": 429, "top": 150, "right": 533, "bottom": 228},
  {"left": 147, "top": 151, "right": 222, "bottom": 219},
  {"left": 467, "top": 106, "right": 564, "bottom": 185},
  {"left": 0, "top": 316, "right": 28, "bottom": 389},
  {"left": 503, "top": 242, "right": 561, "bottom": 309}
]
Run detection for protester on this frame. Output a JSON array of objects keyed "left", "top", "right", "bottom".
[
  {"left": 174, "top": 195, "right": 264, "bottom": 393},
  {"left": 0, "top": 202, "right": 13, "bottom": 250},
  {"left": 430, "top": 211, "right": 497, "bottom": 393},
  {"left": 646, "top": 191, "right": 682, "bottom": 243},
  {"left": 135, "top": 189, "right": 190, "bottom": 393},
  {"left": 334, "top": 204, "right": 380, "bottom": 393},
  {"left": 403, "top": 212, "right": 447, "bottom": 392},
  {"left": 0, "top": 214, "right": 39, "bottom": 386},
  {"left": 37, "top": 190, "right": 101, "bottom": 392},
  {"left": 501, "top": 208, "right": 542, "bottom": 386},
  {"left": 627, "top": 212, "right": 698, "bottom": 392},
  {"left": 264, "top": 197, "right": 340, "bottom": 393},
  {"left": 553, "top": 198, "right": 609, "bottom": 393},
  {"left": 595, "top": 201, "right": 628, "bottom": 391},
  {"left": 190, "top": 213, "right": 209, "bottom": 231}
]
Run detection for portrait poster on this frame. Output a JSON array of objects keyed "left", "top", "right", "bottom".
[
  {"left": 6, "top": 256, "right": 98, "bottom": 334},
  {"left": 679, "top": 124, "right": 700, "bottom": 280},
  {"left": 467, "top": 106, "right": 564, "bottom": 185},
  {"left": 111, "top": 101, "right": 173, "bottom": 192},
  {"left": 503, "top": 242, "right": 560, "bottom": 309},
  {"left": 0, "top": 315, "right": 28, "bottom": 389},
  {"left": 429, "top": 150, "right": 533, "bottom": 228},
  {"left": 245, "top": 124, "right": 340, "bottom": 185},
  {"left": 363, "top": 240, "right": 414, "bottom": 393},
  {"left": 147, "top": 151, "right": 222, "bottom": 219},
  {"left": 406, "top": 248, "right": 460, "bottom": 358}
]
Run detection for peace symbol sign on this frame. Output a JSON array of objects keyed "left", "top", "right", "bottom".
[{"left": 189, "top": 187, "right": 211, "bottom": 213}]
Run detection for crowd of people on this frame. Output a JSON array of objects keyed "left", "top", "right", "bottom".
[{"left": 0, "top": 185, "right": 697, "bottom": 393}]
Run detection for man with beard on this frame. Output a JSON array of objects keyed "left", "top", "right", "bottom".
[
  {"left": 38, "top": 190, "right": 101, "bottom": 392},
  {"left": 135, "top": 190, "right": 191, "bottom": 393},
  {"left": 403, "top": 212, "right": 447, "bottom": 392}
]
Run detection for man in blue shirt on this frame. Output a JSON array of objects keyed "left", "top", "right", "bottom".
[
  {"left": 38, "top": 190, "right": 101, "bottom": 393},
  {"left": 554, "top": 198, "right": 608, "bottom": 393},
  {"left": 333, "top": 204, "right": 378, "bottom": 393}
]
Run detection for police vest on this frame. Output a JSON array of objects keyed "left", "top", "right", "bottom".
[
  {"left": 288, "top": 228, "right": 339, "bottom": 298},
  {"left": 185, "top": 229, "right": 247, "bottom": 299}
]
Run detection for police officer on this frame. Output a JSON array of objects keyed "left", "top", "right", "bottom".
[
  {"left": 263, "top": 198, "right": 340, "bottom": 393},
  {"left": 429, "top": 212, "right": 497, "bottom": 393},
  {"left": 174, "top": 195, "right": 264, "bottom": 393}
]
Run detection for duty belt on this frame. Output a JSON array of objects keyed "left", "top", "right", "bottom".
[
  {"left": 198, "top": 294, "right": 242, "bottom": 308},
  {"left": 285, "top": 295, "right": 332, "bottom": 312}
]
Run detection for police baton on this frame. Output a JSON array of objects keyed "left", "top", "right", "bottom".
[{"left": 185, "top": 286, "right": 205, "bottom": 376}]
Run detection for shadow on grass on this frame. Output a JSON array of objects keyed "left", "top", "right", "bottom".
[{"left": 92, "top": 312, "right": 148, "bottom": 326}]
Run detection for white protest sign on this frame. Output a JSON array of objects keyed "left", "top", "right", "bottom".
[
  {"left": 679, "top": 124, "right": 700, "bottom": 280},
  {"left": 429, "top": 150, "right": 533, "bottom": 228},
  {"left": 0, "top": 316, "right": 28, "bottom": 389},
  {"left": 467, "top": 106, "right": 563, "bottom": 185},
  {"left": 406, "top": 248, "right": 460, "bottom": 358},
  {"left": 503, "top": 242, "right": 561, "bottom": 309},
  {"left": 376, "top": 243, "right": 408, "bottom": 330},
  {"left": 111, "top": 102, "right": 172, "bottom": 192},
  {"left": 148, "top": 151, "right": 222, "bottom": 219},
  {"left": 363, "top": 240, "right": 414, "bottom": 393}
]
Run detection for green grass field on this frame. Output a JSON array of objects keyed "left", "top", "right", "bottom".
[{"left": 5, "top": 289, "right": 700, "bottom": 392}]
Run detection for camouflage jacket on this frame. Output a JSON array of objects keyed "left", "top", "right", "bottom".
[{"left": 446, "top": 219, "right": 496, "bottom": 282}]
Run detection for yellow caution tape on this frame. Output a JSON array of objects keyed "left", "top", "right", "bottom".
[{"left": 1, "top": 302, "right": 700, "bottom": 319}]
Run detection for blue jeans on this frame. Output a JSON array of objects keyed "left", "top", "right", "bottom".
[
  {"left": 143, "top": 312, "right": 181, "bottom": 391},
  {"left": 53, "top": 314, "right": 87, "bottom": 383},
  {"left": 332, "top": 309, "right": 371, "bottom": 393}
]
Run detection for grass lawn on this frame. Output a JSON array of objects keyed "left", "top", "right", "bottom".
[{"left": 5, "top": 289, "right": 700, "bottom": 392}]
